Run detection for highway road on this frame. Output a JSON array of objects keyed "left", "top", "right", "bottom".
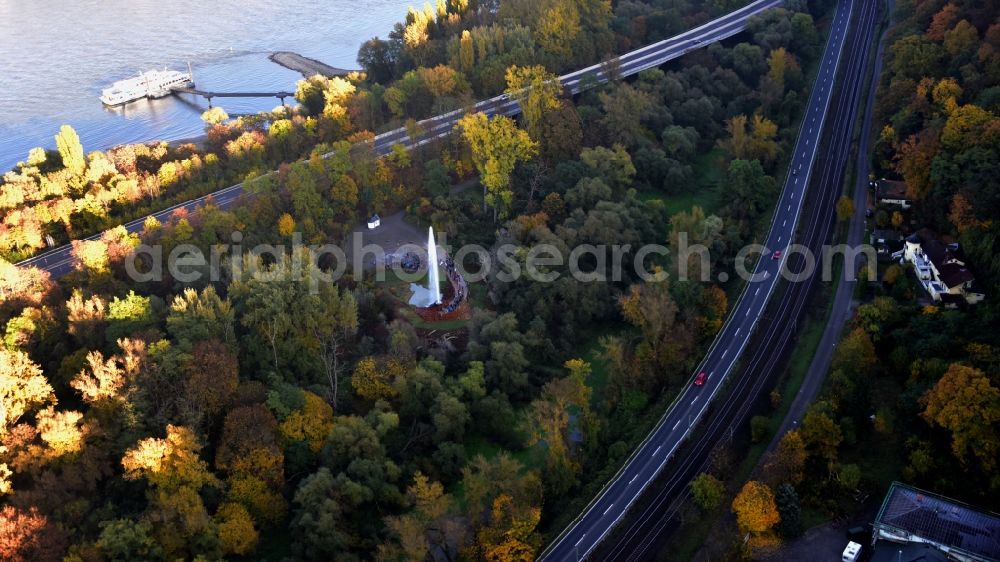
[
  {"left": 540, "top": 1, "right": 880, "bottom": 560},
  {"left": 593, "top": 2, "right": 884, "bottom": 559},
  {"left": 765, "top": 0, "right": 890, "bottom": 458},
  {"left": 16, "top": 0, "right": 782, "bottom": 278}
]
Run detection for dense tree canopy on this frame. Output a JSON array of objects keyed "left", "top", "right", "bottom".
[{"left": 0, "top": 0, "right": 833, "bottom": 559}]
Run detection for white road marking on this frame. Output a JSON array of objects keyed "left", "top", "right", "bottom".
[
  {"left": 691, "top": 396, "right": 699, "bottom": 405},
  {"left": 755, "top": 287, "right": 760, "bottom": 296},
  {"left": 673, "top": 420, "right": 681, "bottom": 431},
  {"left": 575, "top": 534, "right": 587, "bottom": 547},
  {"left": 654, "top": 445, "right": 662, "bottom": 455},
  {"left": 603, "top": 504, "right": 614, "bottom": 516},
  {"left": 782, "top": 220, "right": 786, "bottom": 226}
]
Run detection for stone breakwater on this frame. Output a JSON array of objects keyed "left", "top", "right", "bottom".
[{"left": 269, "top": 51, "right": 358, "bottom": 77}]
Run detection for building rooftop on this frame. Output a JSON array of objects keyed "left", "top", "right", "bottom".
[
  {"left": 921, "top": 238, "right": 963, "bottom": 268},
  {"left": 879, "top": 179, "right": 910, "bottom": 200},
  {"left": 872, "top": 229, "right": 903, "bottom": 242},
  {"left": 874, "top": 482, "right": 1000, "bottom": 562},
  {"left": 870, "top": 542, "right": 950, "bottom": 562},
  {"left": 938, "top": 262, "right": 976, "bottom": 288},
  {"left": 906, "top": 230, "right": 976, "bottom": 289},
  {"left": 939, "top": 293, "right": 965, "bottom": 306}
]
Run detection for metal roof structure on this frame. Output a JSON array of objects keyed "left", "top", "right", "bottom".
[
  {"left": 870, "top": 542, "right": 950, "bottom": 562},
  {"left": 874, "top": 482, "right": 1000, "bottom": 562}
]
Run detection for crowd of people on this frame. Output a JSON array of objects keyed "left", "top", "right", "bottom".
[{"left": 441, "top": 255, "right": 467, "bottom": 314}]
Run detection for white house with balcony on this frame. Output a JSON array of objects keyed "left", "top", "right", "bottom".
[{"left": 904, "top": 231, "right": 985, "bottom": 306}]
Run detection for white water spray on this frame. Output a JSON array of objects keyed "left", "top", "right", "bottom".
[{"left": 427, "top": 226, "right": 441, "bottom": 305}]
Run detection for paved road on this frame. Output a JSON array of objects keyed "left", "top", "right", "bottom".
[
  {"left": 766, "top": 0, "right": 890, "bottom": 454},
  {"left": 598, "top": 2, "right": 883, "bottom": 559},
  {"left": 540, "top": 1, "right": 876, "bottom": 560},
  {"left": 599, "top": 3, "right": 883, "bottom": 560},
  {"left": 16, "top": 0, "right": 781, "bottom": 278}
]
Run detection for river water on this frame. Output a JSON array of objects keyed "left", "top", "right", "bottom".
[{"left": 0, "top": 0, "right": 411, "bottom": 171}]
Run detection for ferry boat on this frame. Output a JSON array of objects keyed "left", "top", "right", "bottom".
[{"left": 100, "top": 68, "right": 193, "bottom": 106}]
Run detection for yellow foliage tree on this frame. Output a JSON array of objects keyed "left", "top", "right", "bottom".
[
  {"left": 351, "top": 357, "right": 399, "bottom": 401},
  {"left": 836, "top": 195, "right": 855, "bottom": 222},
  {"left": 122, "top": 425, "right": 218, "bottom": 491},
  {"left": 227, "top": 473, "right": 288, "bottom": 527},
  {"left": 921, "top": 363, "right": 1000, "bottom": 471},
  {"left": 121, "top": 425, "right": 220, "bottom": 558},
  {"left": 763, "top": 430, "right": 807, "bottom": 486},
  {"left": 277, "top": 213, "right": 296, "bottom": 237},
  {"left": 201, "top": 106, "right": 229, "bottom": 125},
  {"left": 71, "top": 339, "right": 146, "bottom": 405},
  {"left": 459, "top": 30, "right": 475, "bottom": 72},
  {"left": 505, "top": 65, "right": 562, "bottom": 140},
  {"left": 719, "top": 114, "right": 780, "bottom": 165},
  {"left": 35, "top": 407, "right": 84, "bottom": 456},
  {"left": 0, "top": 349, "right": 54, "bottom": 436},
  {"left": 477, "top": 493, "right": 541, "bottom": 562},
  {"left": 731, "top": 480, "right": 781, "bottom": 537},
  {"left": 70, "top": 239, "right": 109, "bottom": 274},
  {"left": 456, "top": 112, "right": 537, "bottom": 221},
  {"left": 534, "top": 1, "right": 582, "bottom": 62},
  {"left": 216, "top": 502, "right": 259, "bottom": 556},
  {"left": 941, "top": 104, "right": 996, "bottom": 151},
  {"left": 279, "top": 391, "right": 335, "bottom": 453},
  {"left": 562, "top": 358, "right": 592, "bottom": 382},
  {"left": 55, "top": 125, "right": 86, "bottom": 177}
]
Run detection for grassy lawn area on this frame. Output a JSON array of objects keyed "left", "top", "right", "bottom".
[
  {"left": 376, "top": 265, "right": 472, "bottom": 330},
  {"left": 574, "top": 321, "right": 634, "bottom": 407},
  {"left": 638, "top": 148, "right": 728, "bottom": 217},
  {"left": 452, "top": 430, "right": 544, "bottom": 509},
  {"left": 467, "top": 280, "right": 490, "bottom": 310},
  {"left": 734, "top": 306, "right": 828, "bottom": 483},
  {"left": 463, "top": 434, "right": 541, "bottom": 469}
]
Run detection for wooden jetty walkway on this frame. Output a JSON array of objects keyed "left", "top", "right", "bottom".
[{"left": 171, "top": 86, "right": 295, "bottom": 107}]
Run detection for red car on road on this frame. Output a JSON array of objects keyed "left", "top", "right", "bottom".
[
  {"left": 694, "top": 372, "right": 708, "bottom": 386},
  {"left": 772, "top": 249, "right": 782, "bottom": 260}
]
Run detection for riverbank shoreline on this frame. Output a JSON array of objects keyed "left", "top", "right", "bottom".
[{"left": 269, "top": 51, "right": 358, "bottom": 78}]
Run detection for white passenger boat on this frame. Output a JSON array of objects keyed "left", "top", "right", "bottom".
[{"left": 100, "top": 69, "right": 193, "bottom": 106}]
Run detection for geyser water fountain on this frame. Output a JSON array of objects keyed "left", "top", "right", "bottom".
[{"left": 407, "top": 226, "right": 442, "bottom": 308}]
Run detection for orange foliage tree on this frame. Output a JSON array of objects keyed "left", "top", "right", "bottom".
[
  {"left": 732, "top": 480, "right": 781, "bottom": 540},
  {"left": 921, "top": 363, "right": 1000, "bottom": 472}
]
